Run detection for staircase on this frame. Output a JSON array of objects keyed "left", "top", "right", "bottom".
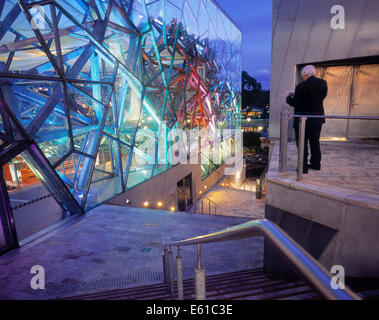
[
  {"left": 188, "top": 195, "right": 221, "bottom": 215},
  {"left": 60, "top": 268, "right": 323, "bottom": 300}
]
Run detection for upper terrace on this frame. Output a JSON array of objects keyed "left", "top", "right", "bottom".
[
  {"left": 269, "top": 140, "right": 379, "bottom": 209},
  {"left": 266, "top": 137, "right": 379, "bottom": 278}
]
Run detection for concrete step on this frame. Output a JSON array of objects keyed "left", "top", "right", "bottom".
[{"left": 61, "top": 268, "right": 322, "bottom": 300}]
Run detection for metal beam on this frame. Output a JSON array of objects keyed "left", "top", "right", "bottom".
[
  {"left": 0, "top": 166, "right": 19, "bottom": 251},
  {"left": 27, "top": 89, "right": 63, "bottom": 137}
]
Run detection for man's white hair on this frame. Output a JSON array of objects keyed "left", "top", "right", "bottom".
[{"left": 301, "top": 65, "right": 316, "bottom": 77}]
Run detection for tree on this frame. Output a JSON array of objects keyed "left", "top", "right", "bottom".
[
  {"left": 242, "top": 71, "right": 270, "bottom": 109},
  {"left": 242, "top": 71, "right": 262, "bottom": 91}
]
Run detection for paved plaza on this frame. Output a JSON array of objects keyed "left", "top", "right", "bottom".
[
  {"left": 192, "top": 184, "right": 266, "bottom": 219},
  {"left": 0, "top": 206, "right": 263, "bottom": 300}
]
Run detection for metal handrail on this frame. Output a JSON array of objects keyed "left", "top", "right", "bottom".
[
  {"left": 164, "top": 219, "right": 361, "bottom": 300},
  {"left": 203, "top": 196, "right": 220, "bottom": 209},
  {"left": 197, "top": 195, "right": 221, "bottom": 215},
  {"left": 279, "top": 108, "right": 379, "bottom": 180},
  {"left": 291, "top": 114, "right": 379, "bottom": 120}
]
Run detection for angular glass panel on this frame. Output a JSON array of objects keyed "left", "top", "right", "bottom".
[
  {"left": 67, "top": 84, "right": 106, "bottom": 156},
  {"left": 55, "top": 151, "right": 95, "bottom": 208},
  {"left": 126, "top": 112, "right": 158, "bottom": 188},
  {"left": 0, "top": 78, "right": 63, "bottom": 131},
  {"left": 120, "top": 142, "right": 131, "bottom": 185},
  {"left": 165, "top": 1, "right": 183, "bottom": 25},
  {"left": 56, "top": 153, "right": 80, "bottom": 186},
  {"left": 68, "top": 152, "right": 94, "bottom": 205},
  {"left": 146, "top": 1, "right": 163, "bottom": 20},
  {"left": 0, "top": 5, "right": 58, "bottom": 77},
  {"left": 3, "top": 152, "right": 69, "bottom": 242},
  {"left": 103, "top": 26, "right": 131, "bottom": 65},
  {"left": 182, "top": 1, "right": 199, "bottom": 38},
  {"left": 31, "top": 86, "right": 71, "bottom": 165},
  {"left": 201, "top": 144, "right": 219, "bottom": 180},
  {"left": 85, "top": 136, "right": 122, "bottom": 210},
  {"left": 65, "top": 47, "right": 116, "bottom": 83},
  {"left": 126, "top": 151, "right": 154, "bottom": 189},
  {"left": 104, "top": 93, "right": 117, "bottom": 137},
  {"left": 115, "top": 69, "right": 143, "bottom": 144},
  {"left": 69, "top": 82, "right": 113, "bottom": 106},
  {"left": 130, "top": 0, "right": 146, "bottom": 31},
  {"left": 57, "top": 0, "right": 102, "bottom": 33}
]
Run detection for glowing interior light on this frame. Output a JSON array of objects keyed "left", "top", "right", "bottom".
[
  {"left": 170, "top": 206, "right": 176, "bottom": 212},
  {"left": 157, "top": 201, "right": 163, "bottom": 207},
  {"left": 320, "top": 137, "right": 347, "bottom": 142},
  {"left": 0, "top": 0, "right": 241, "bottom": 214}
]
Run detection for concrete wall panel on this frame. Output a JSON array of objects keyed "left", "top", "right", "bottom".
[
  {"left": 302, "top": 0, "right": 335, "bottom": 63},
  {"left": 325, "top": 0, "right": 368, "bottom": 61},
  {"left": 270, "top": 0, "right": 379, "bottom": 138},
  {"left": 349, "top": 0, "right": 379, "bottom": 58},
  {"left": 266, "top": 180, "right": 379, "bottom": 278}
]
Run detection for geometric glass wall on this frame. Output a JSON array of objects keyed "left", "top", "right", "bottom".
[{"left": 0, "top": 0, "right": 241, "bottom": 239}]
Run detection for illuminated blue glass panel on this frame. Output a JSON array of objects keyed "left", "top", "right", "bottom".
[{"left": 0, "top": 0, "right": 241, "bottom": 213}]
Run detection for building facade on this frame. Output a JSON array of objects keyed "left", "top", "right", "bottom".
[
  {"left": 270, "top": 0, "right": 379, "bottom": 139},
  {"left": 0, "top": 0, "right": 241, "bottom": 253}
]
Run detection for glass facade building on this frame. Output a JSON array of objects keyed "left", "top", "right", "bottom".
[{"left": 0, "top": 0, "right": 241, "bottom": 251}]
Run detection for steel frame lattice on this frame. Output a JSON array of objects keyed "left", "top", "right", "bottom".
[{"left": 0, "top": 0, "right": 241, "bottom": 243}]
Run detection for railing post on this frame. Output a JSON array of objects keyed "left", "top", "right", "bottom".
[
  {"left": 163, "top": 246, "right": 169, "bottom": 289},
  {"left": 168, "top": 246, "right": 175, "bottom": 299},
  {"left": 297, "top": 116, "right": 307, "bottom": 181},
  {"left": 208, "top": 201, "right": 211, "bottom": 215},
  {"left": 279, "top": 108, "right": 289, "bottom": 172},
  {"left": 256, "top": 178, "right": 262, "bottom": 199},
  {"left": 176, "top": 246, "right": 184, "bottom": 300},
  {"left": 194, "top": 244, "right": 206, "bottom": 300},
  {"left": 201, "top": 200, "right": 203, "bottom": 214}
]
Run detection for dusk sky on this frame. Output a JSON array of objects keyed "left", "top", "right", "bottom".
[{"left": 216, "top": 0, "right": 272, "bottom": 90}]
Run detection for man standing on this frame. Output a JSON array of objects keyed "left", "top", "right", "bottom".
[{"left": 286, "top": 65, "right": 328, "bottom": 174}]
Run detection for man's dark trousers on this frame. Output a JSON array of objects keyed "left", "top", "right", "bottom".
[{"left": 294, "top": 118, "right": 323, "bottom": 169}]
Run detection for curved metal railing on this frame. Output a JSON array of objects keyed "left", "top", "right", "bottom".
[{"left": 162, "top": 219, "right": 361, "bottom": 300}]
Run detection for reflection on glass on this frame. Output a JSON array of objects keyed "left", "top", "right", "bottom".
[
  {"left": 3, "top": 153, "right": 68, "bottom": 242},
  {"left": 0, "top": 0, "right": 241, "bottom": 214},
  {"left": 85, "top": 135, "right": 123, "bottom": 210}
]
